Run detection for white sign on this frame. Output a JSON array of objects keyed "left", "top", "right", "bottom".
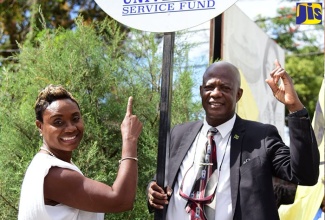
[
  {"left": 222, "top": 5, "right": 285, "bottom": 138},
  {"left": 94, "top": 0, "right": 238, "bottom": 32}
]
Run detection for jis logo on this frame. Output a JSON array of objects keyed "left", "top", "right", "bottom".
[{"left": 296, "top": 3, "right": 322, "bottom": 24}]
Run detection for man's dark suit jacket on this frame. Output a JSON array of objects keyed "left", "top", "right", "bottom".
[{"left": 163, "top": 114, "right": 319, "bottom": 220}]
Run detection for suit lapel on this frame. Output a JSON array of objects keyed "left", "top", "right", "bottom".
[
  {"left": 230, "top": 116, "right": 245, "bottom": 217},
  {"left": 167, "top": 121, "right": 203, "bottom": 187}
]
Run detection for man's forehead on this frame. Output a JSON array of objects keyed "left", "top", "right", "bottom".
[
  {"left": 204, "top": 77, "right": 232, "bottom": 85},
  {"left": 204, "top": 70, "right": 235, "bottom": 81}
]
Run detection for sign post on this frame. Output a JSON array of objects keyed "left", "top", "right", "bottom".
[
  {"left": 155, "top": 32, "right": 175, "bottom": 219},
  {"left": 93, "top": 1, "right": 238, "bottom": 219}
]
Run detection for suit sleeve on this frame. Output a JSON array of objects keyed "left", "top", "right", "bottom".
[{"left": 268, "top": 115, "right": 319, "bottom": 185}]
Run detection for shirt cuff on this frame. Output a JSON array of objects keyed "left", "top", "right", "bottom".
[{"left": 287, "top": 107, "right": 309, "bottom": 118}]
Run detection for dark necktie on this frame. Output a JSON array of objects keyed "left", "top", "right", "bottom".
[{"left": 182, "top": 127, "right": 218, "bottom": 220}]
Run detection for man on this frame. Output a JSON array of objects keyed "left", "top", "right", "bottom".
[{"left": 147, "top": 60, "right": 319, "bottom": 220}]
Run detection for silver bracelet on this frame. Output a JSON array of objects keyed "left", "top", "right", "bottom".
[{"left": 119, "top": 157, "right": 138, "bottom": 164}]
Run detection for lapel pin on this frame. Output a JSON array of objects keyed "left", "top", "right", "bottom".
[{"left": 234, "top": 134, "right": 239, "bottom": 139}]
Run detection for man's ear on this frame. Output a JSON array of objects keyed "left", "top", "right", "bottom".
[
  {"left": 199, "top": 85, "right": 203, "bottom": 98},
  {"left": 236, "top": 88, "right": 243, "bottom": 102},
  {"left": 36, "top": 120, "right": 43, "bottom": 134}
]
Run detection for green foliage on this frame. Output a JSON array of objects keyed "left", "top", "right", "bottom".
[
  {"left": 0, "top": 0, "right": 115, "bottom": 66},
  {"left": 104, "top": 29, "right": 201, "bottom": 219},
  {"left": 0, "top": 15, "right": 201, "bottom": 219},
  {"left": 285, "top": 46, "right": 324, "bottom": 115}
]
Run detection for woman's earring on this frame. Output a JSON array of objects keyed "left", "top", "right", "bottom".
[{"left": 40, "top": 133, "right": 43, "bottom": 137}]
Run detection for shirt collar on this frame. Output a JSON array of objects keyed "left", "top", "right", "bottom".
[{"left": 203, "top": 114, "right": 236, "bottom": 138}]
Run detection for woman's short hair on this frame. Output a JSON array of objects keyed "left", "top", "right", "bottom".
[{"left": 34, "top": 85, "right": 80, "bottom": 122}]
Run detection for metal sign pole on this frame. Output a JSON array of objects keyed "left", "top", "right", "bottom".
[{"left": 154, "top": 32, "right": 175, "bottom": 220}]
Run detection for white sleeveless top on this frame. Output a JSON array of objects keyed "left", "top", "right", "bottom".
[{"left": 18, "top": 153, "right": 104, "bottom": 220}]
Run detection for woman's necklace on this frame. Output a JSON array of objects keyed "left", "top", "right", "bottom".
[
  {"left": 40, "top": 146, "right": 74, "bottom": 164},
  {"left": 40, "top": 147, "right": 56, "bottom": 157}
]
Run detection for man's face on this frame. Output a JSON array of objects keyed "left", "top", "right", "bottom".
[
  {"left": 36, "top": 99, "right": 84, "bottom": 153},
  {"left": 200, "top": 63, "right": 242, "bottom": 127}
]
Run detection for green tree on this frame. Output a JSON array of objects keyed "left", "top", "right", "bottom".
[
  {"left": 255, "top": 6, "right": 324, "bottom": 117},
  {"left": 0, "top": 16, "right": 201, "bottom": 219},
  {"left": 0, "top": 0, "right": 119, "bottom": 66},
  {"left": 104, "top": 29, "right": 202, "bottom": 219}
]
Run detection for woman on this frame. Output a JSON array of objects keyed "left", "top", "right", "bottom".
[{"left": 18, "top": 85, "right": 142, "bottom": 220}]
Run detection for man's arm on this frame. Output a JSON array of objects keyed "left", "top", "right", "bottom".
[{"left": 266, "top": 59, "right": 319, "bottom": 185}]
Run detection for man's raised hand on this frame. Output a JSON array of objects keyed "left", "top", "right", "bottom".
[{"left": 265, "top": 59, "right": 304, "bottom": 112}]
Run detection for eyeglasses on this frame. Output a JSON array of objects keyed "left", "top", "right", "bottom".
[
  {"left": 179, "top": 161, "right": 217, "bottom": 205},
  {"left": 179, "top": 129, "right": 229, "bottom": 206}
]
